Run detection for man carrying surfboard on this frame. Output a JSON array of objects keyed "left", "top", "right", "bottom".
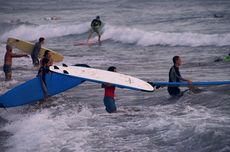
[
  {"left": 87, "top": 16, "right": 103, "bottom": 44},
  {"left": 168, "top": 56, "right": 192, "bottom": 97},
  {"left": 101, "top": 66, "right": 117, "bottom": 113},
  {"left": 31, "top": 37, "right": 45, "bottom": 67},
  {"left": 3, "top": 45, "right": 29, "bottom": 81}
]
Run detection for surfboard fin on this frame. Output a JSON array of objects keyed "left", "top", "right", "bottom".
[
  {"left": 62, "top": 63, "right": 68, "bottom": 67},
  {"left": 63, "top": 70, "right": 69, "bottom": 74},
  {"left": 54, "top": 65, "right": 59, "bottom": 69}
]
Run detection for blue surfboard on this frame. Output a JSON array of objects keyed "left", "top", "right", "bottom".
[
  {"left": 149, "top": 81, "right": 230, "bottom": 87},
  {"left": 0, "top": 72, "right": 84, "bottom": 108}
]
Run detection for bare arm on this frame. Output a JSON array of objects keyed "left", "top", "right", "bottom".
[{"left": 11, "top": 53, "right": 29, "bottom": 58}]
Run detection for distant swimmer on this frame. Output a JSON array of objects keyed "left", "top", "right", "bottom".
[
  {"left": 101, "top": 66, "right": 117, "bottom": 113},
  {"left": 44, "top": 16, "right": 61, "bottom": 21},
  {"left": 88, "top": 16, "right": 103, "bottom": 44},
  {"left": 31, "top": 37, "right": 45, "bottom": 67},
  {"left": 224, "top": 53, "right": 230, "bottom": 62},
  {"left": 3, "top": 45, "right": 29, "bottom": 81},
  {"left": 214, "top": 14, "right": 224, "bottom": 18},
  {"left": 168, "top": 56, "right": 192, "bottom": 97}
]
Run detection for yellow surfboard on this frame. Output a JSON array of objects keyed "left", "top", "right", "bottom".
[{"left": 7, "top": 37, "right": 64, "bottom": 62}]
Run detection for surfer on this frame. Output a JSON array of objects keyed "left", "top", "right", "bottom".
[
  {"left": 87, "top": 16, "right": 102, "bottom": 44},
  {"left": 31, "top": 37, "right": 45, "bottom": 67},
  {"left": 101, "top": 66, "right": 117, "bottom": 113},
  {"left": 3, "top": 45, "right": 29, "bottom": 81},
  {"left": 37, "top": 57, "right": 51, "bottom": 105},
  {"left": 168, "top": 56, "right": 192, "bottom": 97}
]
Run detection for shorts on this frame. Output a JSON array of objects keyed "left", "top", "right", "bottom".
[
  {"left": 103, "top": 96, "right": 117, "bottom": 113},
  {"left": 3, "top": 64, "right": 12, "bottom": 74},
  {"left": 91, "top": 26, "right": 100, "bottom": 33},
  {"left": 167, "top": 87, "right": 181, "bottom": 97},
  {"left": 31, "top": 54, "right": 39, "bottom": 66}
]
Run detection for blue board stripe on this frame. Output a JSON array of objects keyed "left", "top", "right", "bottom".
[{"left": 150, "top": 81, "right": 230, "bottom": 87}]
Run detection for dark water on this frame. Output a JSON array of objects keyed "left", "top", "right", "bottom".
[{"left": 0, "top": 0, "right": 230, "bottom": 152}]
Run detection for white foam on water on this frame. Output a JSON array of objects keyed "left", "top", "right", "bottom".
[
  {"left": 1, "top": 107, "right": 93, "bottom": 152},
  {"left": 102, "top": 24, "right": 230, "bottom": 47},
  {"left": 0, "top": 23, "right": 90, "bottom": 42},
  {"left": 2, "top": 23, "right": 230, "bottom": 47}
]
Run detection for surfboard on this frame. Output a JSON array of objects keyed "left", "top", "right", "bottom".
[
  {"left": 73, "top": 41, "right": 98, "bottom": 46},
  {"left": 149, "top": 81, "right": 230, "bottom": 87},
  {"left": 7, "top": 37, "right": 64, "bottom": 62},
  {"left": 0, "top": 72, "right": 84, "bottom": 108},
  {"left": 49, "top": 65, "right": 154, "bottom": 92}
]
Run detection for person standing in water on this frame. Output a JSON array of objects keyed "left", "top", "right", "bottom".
[
  {"left": 31, "top": 37, "right": 45, "bottom": 67},
  {"left": 3, "top": 45, "right": 29, "bottom": 81},
  {"left": 168, "top": 56, "right": 192, "bottom": 97},
  {"left": 88, "top": 16, "right": 103, "bottom": 44},
  {"left": 102, "top": 66, "right": 117, "bottom": 113}
]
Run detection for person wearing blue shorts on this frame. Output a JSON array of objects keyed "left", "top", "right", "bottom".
[{"left": 102, "top": 66, "right": 117, "bottom": 113}]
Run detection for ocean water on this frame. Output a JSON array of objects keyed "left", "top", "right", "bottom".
[{"left": 0, "top": 0, "right": 230, "bottom": 152}]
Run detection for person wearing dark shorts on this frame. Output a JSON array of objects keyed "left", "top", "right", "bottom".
[
  {"left": 31, "top": 37, "right": 45, "bottom": 67},
  {"left": 102, "top": 66, "right": 117, "bottom": 113},
  {"left": 3, "top": 45, "right": 29, "bottom": 81},
  {"left": 168, "top": 56, "right": 192, "bottom": 97}
]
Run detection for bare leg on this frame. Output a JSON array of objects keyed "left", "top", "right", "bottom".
[
  {"left": 96, "top": 31, "right": 101, "bottom": 44},
  {"left": 87, "top": 30, "right": 93, "bottom": 43},
  {"left": 38, "top": 76, "right": 49, "bottom": 106},
  {"left": 5, "top": 73, "right": 12, "bottom": 81}
]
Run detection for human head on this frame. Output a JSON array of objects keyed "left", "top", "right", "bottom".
[
  {"left": 39, "top": 37, "right": 45, "bottom": 44},
  {"left": 44, "top": 50, "right": 50, "bottom": 57},
  {"left": 107, "top": 66, "right": 116, "bottom": 72},
  {"left": 172, "top": 56, "right": 181, "bottom": 66},
  {"left": 96, "top": 16, "right": 100, "bottom": 20},
  {"left": 228, "top": 53, "right": 230, "bottom": 56},
  {"left": 6, "top": 45, "right": 12, "bottom": 52}
]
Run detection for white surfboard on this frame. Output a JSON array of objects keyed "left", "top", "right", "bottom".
[{"left": 49, "top": 65, "right": 154, "bottom": 92}]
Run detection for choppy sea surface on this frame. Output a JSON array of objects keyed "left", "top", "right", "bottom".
[{"left": 0, "top": 0, "right": 230, "bottom": 152}]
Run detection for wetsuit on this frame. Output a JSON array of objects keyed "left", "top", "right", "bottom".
[
  {"left": 31, "top": 42, "right": 42, "bottom": 66},
  {"left": 103, "top": 84, "right": 116, "bottom": 113},
  {"left": 167, "top": 65, "right": 184, "bottom": 96},
  {"left": 91, "top": 19, "right": 102, "bottom": 33},
  {"left": 37, "top": 64, "right": 50, "bottom": 96}
]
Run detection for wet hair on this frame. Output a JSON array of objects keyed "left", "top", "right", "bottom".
[
  {"left": 39, "top": 37, "right": 45, "bottom": 43},
  {"left": 44, "top": 50, "right": 50, "bottom": 57},
  {"left": 229, "top": 53, "right": 230, "bottom": 56},
  {"left": 6, "top": 45, "right": 12, "bottom": 51},
  {"left": 107, "top": 66, "right": 116, "bottom": 72},
  {"left": 173, "top": 56, "right": 180, "bottom": 64},
  {"left": 96, "top": 16, "right": 100, "bottom": 19}
]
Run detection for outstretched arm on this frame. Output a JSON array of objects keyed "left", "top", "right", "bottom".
[{"left": 12, "top": 53, "right": 29, "bottom": 58}]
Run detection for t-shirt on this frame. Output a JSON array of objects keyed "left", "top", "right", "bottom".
[{"left": 104, "top": 86, "right": 115, "bottom": 98}]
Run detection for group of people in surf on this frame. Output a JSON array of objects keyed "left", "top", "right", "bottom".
[{"left": 2, "top": 16, "right": 229, "bottom": 112}]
